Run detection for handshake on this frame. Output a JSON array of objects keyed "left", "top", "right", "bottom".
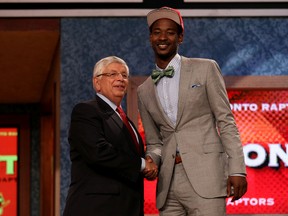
[{"left": 142, "top": 156, "right": 158, "bottom": 180}]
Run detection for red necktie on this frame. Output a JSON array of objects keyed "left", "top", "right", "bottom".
[{"left": 116, "top": 106, "right": 140, "bottom": 154}]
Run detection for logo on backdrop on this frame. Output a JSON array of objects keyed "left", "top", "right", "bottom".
[{"left": 0, "top": 192, "right": 10, "bottom": 216}]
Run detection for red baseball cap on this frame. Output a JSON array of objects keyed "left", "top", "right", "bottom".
[{"left": 147, "top": 7, "right": 184, "bottom": 32}]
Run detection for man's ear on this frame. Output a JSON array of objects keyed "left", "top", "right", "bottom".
[
  {"left": 93, "top": 77, "right": 101, "bottom": 92},
  {"left": 149, "top": 34, "right": 153, "bottom": 44},
  {"left": 178, "top": 33, "right": 184, "bottom": 44}
]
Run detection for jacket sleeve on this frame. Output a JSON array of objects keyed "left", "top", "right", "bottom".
[
  {"left": 205, "top": 60, "right": 246, "bottom": 175},
  {"left": 137, "top": 84, "right": 162, "bottom": 167}
]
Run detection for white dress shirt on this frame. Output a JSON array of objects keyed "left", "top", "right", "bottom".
[{"left": 155, "top": 54, "right": 181, "bottom": 126}]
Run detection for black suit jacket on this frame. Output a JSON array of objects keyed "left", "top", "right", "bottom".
[{"left": 63, "top": 96, "right": 144, "bottom": 216}]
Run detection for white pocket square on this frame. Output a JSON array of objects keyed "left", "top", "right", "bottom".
[{"left": 191, "top": 84, "right": 201, "bottom": 88}]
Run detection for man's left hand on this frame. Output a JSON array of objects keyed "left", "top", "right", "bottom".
[{"left": 227, "top": 175, "right": 248, "bottom": 202}]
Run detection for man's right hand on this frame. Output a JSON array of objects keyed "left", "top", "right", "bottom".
[{"left": 143, "top": 156, "right": 158, "bottom": 180}]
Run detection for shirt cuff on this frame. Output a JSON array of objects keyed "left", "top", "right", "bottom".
[
  {"left": 230, "top": 173, "right": 246, "bottom": 177},
  {"left": 141, "top": 158, "right": 145, "bottom": 171}
]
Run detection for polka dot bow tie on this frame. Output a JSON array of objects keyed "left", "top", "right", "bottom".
[{"left": 151, "top": 66, "right": 175, "bottom": 84}]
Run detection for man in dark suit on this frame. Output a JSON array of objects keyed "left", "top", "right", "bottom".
[
  {"left": 63, "top": 56, "right": 158, "bottom": 216},
  {"left": 137, "top": 7, "right": 247, "bottom": 216}
]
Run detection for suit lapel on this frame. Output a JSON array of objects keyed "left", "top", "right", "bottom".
[
  {"left": 96, "top": 96, "right": 143, "bottom": 155},
  {"left": 147, "top": 77, "right": 175, "bottom": 128},
  {"left": 176, "top": 57, "right": 194, "bottom": 127}
]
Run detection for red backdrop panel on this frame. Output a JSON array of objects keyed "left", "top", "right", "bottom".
[
  {"left": 0, "top": 128, "right": 18, "bottom": 216},
  {"left": 140, "top": 90, "right": 288, "bottom": 215}
]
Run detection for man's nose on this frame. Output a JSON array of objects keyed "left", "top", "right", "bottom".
[{"left": 159, "top": 32, "right": 168, "bottom": 40}]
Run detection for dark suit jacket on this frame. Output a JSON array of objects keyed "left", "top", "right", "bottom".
[{"left": 63, "top": 96, "right": 144, "bottom": 216}]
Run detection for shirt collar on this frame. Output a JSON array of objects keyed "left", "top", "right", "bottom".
[{"left": 96, "top": 93, "right": 117, "bottom": 111}]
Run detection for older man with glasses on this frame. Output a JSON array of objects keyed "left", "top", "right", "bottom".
[{"left": 63, "top": 56, "right": 158, "bottom": 216}]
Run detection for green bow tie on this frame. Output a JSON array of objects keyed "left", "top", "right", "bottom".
[{"left": 151, "top": 66, "right": 175, "bottom": 84}]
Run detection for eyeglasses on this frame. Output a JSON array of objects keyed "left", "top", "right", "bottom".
[{"left": 96, "top": 72, "right": 129, "bottom": 79}]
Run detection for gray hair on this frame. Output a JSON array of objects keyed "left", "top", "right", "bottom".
[{"left": 93, "top": 56, "right": 129, "bottom": 78}]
